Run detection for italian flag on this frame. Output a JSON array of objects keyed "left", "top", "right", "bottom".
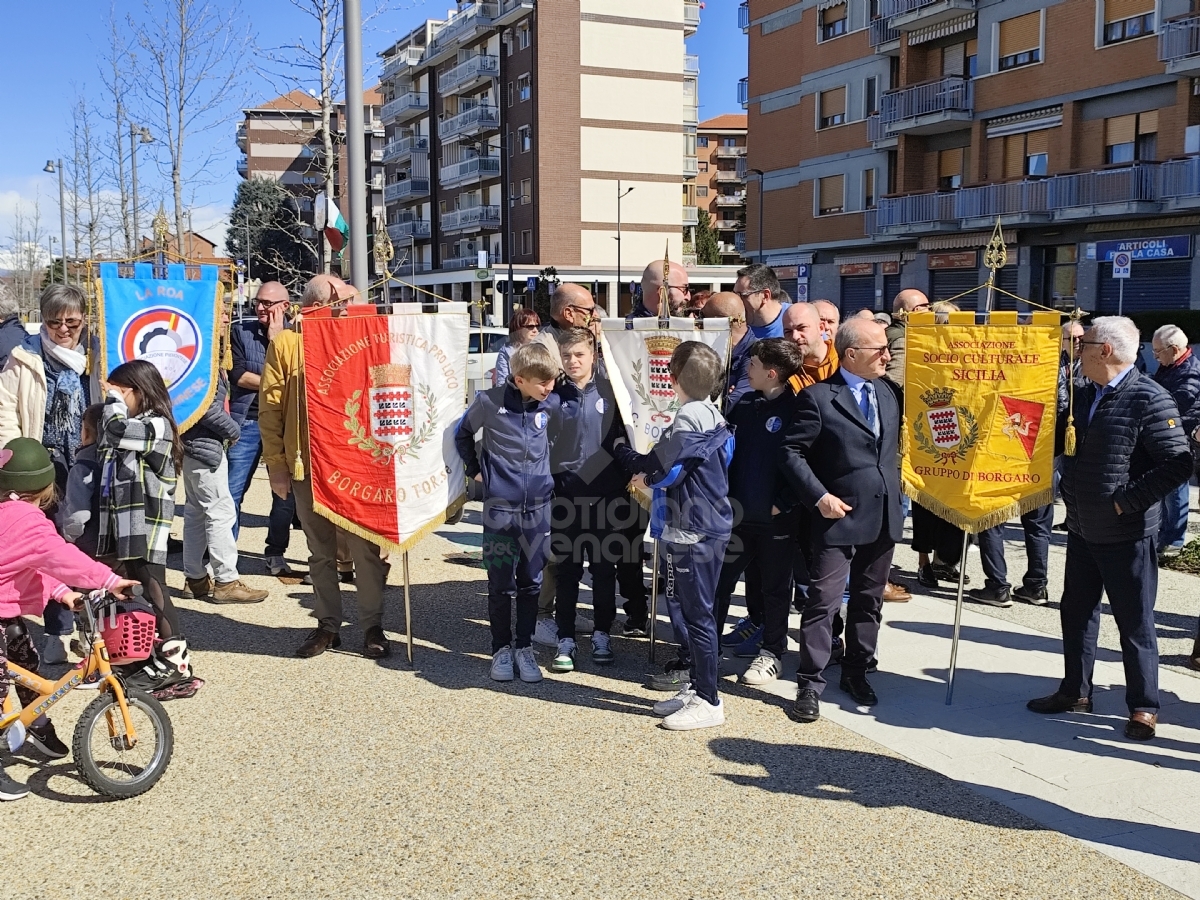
[{"left": 317, "top": 192, "right": 349, "bottom": 255}]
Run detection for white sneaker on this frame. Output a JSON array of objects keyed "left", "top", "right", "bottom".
[
  {"left": 41, "top": 634, "right": 69, "bottom": 665},
  {"left": 662, "top": 695, "right": 725, "bottom": 731},
  {"left": 532, "top": 618, "right": 559, "bottom": 647},
  {"left": 652, "top": 685, "right": 694, "bottom": 717},
  {"left": 491, "top": 646, "right": 514, "bottom": 682},
  {"left": 741, "top": 649, "right": 782, "bottom": 685},
  {"left": 514, "top": 646, "right": 543, "bottom": 683}
]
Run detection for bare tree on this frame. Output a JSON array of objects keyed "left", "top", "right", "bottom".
[
  {"left": 4, "top": 198, "right": 50, "bottom": 313},
  {"left": 98, "top": 5, "right": 138, "bottom": 255},
  {"left": 132, "top": 0, "right": 251, "bottom": 248},
  {"left": 67, "top": 95, "right": 106, "bottom": 267}
]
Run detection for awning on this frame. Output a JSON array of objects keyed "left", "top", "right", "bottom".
[
  {"left": 833, "top": 252, "right": 901, "bottom": 265},
  {"left": 986, "top": 106, "right": 1063, "bottom": 139},
  {"left": 1086, "top": 216, "right": 1200, "bottom": 233},
  {"left": 920, "top": 230, "right": 1016, "bottom": 251},
  {"left": 908, "top": 13, "right": 976, "bottom": 45}
]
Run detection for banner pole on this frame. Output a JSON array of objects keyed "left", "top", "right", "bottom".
[
  {"left": 403, "top": 551, "right": 414, "bottom": 667},
  {"left": 945, "top": 530, "right": 971, "bottom": 705},
  {"left": 648, "top": 539, "right": 660, "bottom": 665}
]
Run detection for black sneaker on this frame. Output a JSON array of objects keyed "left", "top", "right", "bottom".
[
  {"left": 968, "top": 585, "right": 1013, "bottom": 608},
  {"left": 932, "top": 563, "right": 969, "bottom": 585},
  {"left": 1013, "top": 584, "right": 1049, "bottom": 606},
  {"left": 622, "top": 618, "right": 648, "bottom": 638},
  {"left": 645, "top": 657, "right": 691, "bottom": 691},
  {"left": 0, "top": 769, "right": 29, "bottom": 801},
  {"left": 27, "top": 721, "right": 69, "bottom": 759}
]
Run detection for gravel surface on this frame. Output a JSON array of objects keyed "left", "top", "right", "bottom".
[{"left": 0, "top": 478, "right": 1183, "bottom": 900}]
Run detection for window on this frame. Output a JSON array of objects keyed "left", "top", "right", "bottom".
[
  {"left": 507, "top": 82, "right": 513, "bottom": 107},
  {"left": 518, "top": 24, "right": 530, "bottom": 49},
  {"left": 1002, "top": 131, "right": 1049, "bottom": 178},
  {"left": 697, "top": 136, "right": 709, "bottom": 148},
  {"left": 299, "top": 145, "right": 315, "bottom": 158},
  {"left": 698, "top": 161, "right": 709, "bottom": 172},
  {"left": 864, "top": 168, "right": 876, "bottom": 209},
  {"left": 1105, "top": 111, "right": 1157, "bottom": 163},
  {"left": 998, "top": 12, "right": 1042, "bottom": 70},
  {"left": 303, "top": 175, "right": 319, "bottom": 184},
  {"left": 518, "top": 74, "right": 531, "bottom": 102},
  {"left": 302, "top": 118, "right": 315, "bottom": 130},
  {"left": 1044, "top": 245, "right": 1078, "bottom": 307},
  {"left": 723, "top": 137, "right": 738, "bottom": 147},
  {"left": 817, "top": 174, "right": 844, "bottom": 215},
  {"left": 864, "top": 76, "right": 878, "bottom": 117},
  {"left": 521, "top": 230, "right": 532, "bottom": 255},
  {"left": 503, "top": 29, "right": 514, "bottom": 56},
  {"left": 941, "top": 40, "right": 977, "bottom": 78},
  {"left": 518, "top": 126, "right": 531, "bottom": 152},
  {"left": 520, "top": 178, "right": 531, "bottom": 205},
  {"left": 818, "top": 87, "right": 846, "bottom": 129},
  {"left": 1103, "top": 0, "right": 1155, "bottom": 45},
  {"left": 820, "top": 3, "right": 847, "bottom": 41},
  {"left": 939, "top": 148, "right": 963, "bottom": 190},
  {"left": 697, "top": 185, "right": 709, "bottom": 197}
]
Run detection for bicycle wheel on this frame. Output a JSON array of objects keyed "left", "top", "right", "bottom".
[{"left": 72, "top": 689, "right": 174, "bottom": 799}]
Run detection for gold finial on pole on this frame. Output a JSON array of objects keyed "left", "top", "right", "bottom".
[
  {"left": 659, "top": 241, "right": 670, "bottom": 326},
  {"left": 152, "top": 203, "right": 170, "bottom": 254},
  {"left": 373, "top": 213, "right": 394, "bottom": 308},
  {"left": 982, "top": 216, "right": 1007, "bottom": 313}
]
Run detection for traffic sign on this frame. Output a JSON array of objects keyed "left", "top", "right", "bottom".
[
  {"left": 475, "top": 269, "right": 491, "bottom": 280},
  {"left": 526, "top": 276, "right": 538, "bottom": 292},
  {"left": 1112, "top": 251, "right": 1132, "bottom": 279}
]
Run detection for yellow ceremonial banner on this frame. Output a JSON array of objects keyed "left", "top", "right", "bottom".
[{"left": 902, "top": 313, "right": 1061, "bottom": 534}]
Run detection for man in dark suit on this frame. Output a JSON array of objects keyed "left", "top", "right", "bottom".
[{"left": 780, "top": 317, "right": 903, "bottom": 722}]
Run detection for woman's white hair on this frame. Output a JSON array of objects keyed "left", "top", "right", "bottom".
[
  {"left": 1153, "top": 323, "right": 1189, "bottom": 350},
  {"left": 1088, "top": 316, "right": 1141, "bottom": 365}
]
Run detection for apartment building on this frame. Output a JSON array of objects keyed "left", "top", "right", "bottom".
[
  {"left": 696, "top": 114, "right": 749, "bottom": 265},
  {"left": 236, "top": 88, "right": 386, "bottom": 282},
  {"left": 377, "top": 0, "right": 710, "bottom": 317},
  {"left": 741, "top": 0, "right": 1200, "bottom": 313}
]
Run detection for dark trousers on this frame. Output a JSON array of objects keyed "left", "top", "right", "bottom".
[
  {"left": 978, "top": 503, "right": 1053, "bottom": 592},
  {"left": 911, "top": 503, "right": 963, "bottom": 565},
  {"left": 226, "top": 420, "right": 295, "bottom": 555},
  {"left": 484, "top": 503, "right": 551, "bottom": 653},
  {"left": 611, "top": 495, "right": 649, "bottom": 623},
  {"left": 716, "top": 521, "right": 796, "bottom": 658},
  {"left": 119, "top": 558, "right": 178, "bottom": 639},
  {"left": 1059, "top": 532, "right": 1160, "bottom": 714},
  {"left": 797, "top": 525, "right": 895, "bottom": 694},
  {"left": 663, "top": 538, "right": 727, "bottom": 706},
  {"left": 1, "top": 617, "right": 41, "bottom": 709},
  {"left": 551, "top": 497, "right": 619, "bottom": 639}
]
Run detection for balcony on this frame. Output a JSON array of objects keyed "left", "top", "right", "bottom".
[
  {"left": 880, "top": 76, "right": 973, "bottom": 135},
  {"left": 381, "top": 134, "right": 429, "bottom": 165},
  {"left": 684, "top": 104, "right": 699, "bottom": 125},
  {"left": 427, "top": 5, "right": 488, "bottom": 61},
  {"left": 869, "top": 17, "right": 902, "bottom": 53},
  {"left": 381, "top": 46, "right": 424, "bottom": 81},
  {"left": 381, "top": 92, "right": 429, "bottom": 125},
  {"left": 716, "top": 169, "right": 743, "bottom": 183},
  {"left": 880, "top": 0, "right": 977, "bottom": 32},
  {"left": 441, "top": 205, "right": 502, "bottom": 233},
  {"left": 383, "top": 177, "right": 430, "bottom": 203},
  {"left": 735, "top": 231, "right": 747, "bottom": 253},
  {"left": 869, "top": 191, "right": 958, "bottom": 236},
  {"left": 1162, "top": 156, "right": 1200, "bottom": 210},
  {"left": 685, "top": 54, "right": 700, "bottom": 75},
  {"left": 1048, "top": 165, "right": 1159, "bottom": 220},
  {"left": 715, "top": 145, "right": 747, "bottom": 158},
  {"left": 236, "top": 123, "right": 247, "bottom": 152},
  {"left": 955, "top": 180, "right": 1049, "bottom": 228},
  {"left": 489, "top": 0, "right": 535, "bottom": 29},
  {"left": 684, "top": 156, "right": 698, "bottom": 177},
  {"left": 685, "top": 0, "right": 701, "bottom": 33},
  {"left": 438, "top": 104, "right": 500, "bottom": 140},
  {"left": 683, "top": 206, "right": 699, "bottom": 226},
  {"left": 387, "top": 219, "right": 432, "bottom": 242},
  {"left": 438, "top": 54, "right": 500, "bottom": 95},
  {"left": 716, "top": 218, "right": 741, "bottom": 230},
  {"left": 867, "top": 113, "right": 897, "bottom": 148},
  {"left": 738, "top": 77, "right": 749, "bottom": 109},
  {"left": 1160, "top": 15, "right": 1200, "bottom": 77},
  {"left": 739, "top": 1, "right": 750, "bottom": 32},
  {"left": 716, "top": 192, "right": 747, "bottom": 207},
  {"left": 237, "top": 156, "right": 247, "bottom": 177},
  {"left": 440, "top": 154, "right": 501, "bottom": 188}
]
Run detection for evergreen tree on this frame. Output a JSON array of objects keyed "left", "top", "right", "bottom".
[
  {"left": 696, "top": 209, "right": 721, "bottom": 266},
  {"left": 226, "top": 177, "right": 315, "bottom": 288}
]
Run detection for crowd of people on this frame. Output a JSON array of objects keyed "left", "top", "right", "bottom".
[{"left": 0, "top": 257, "right": 1196, "bottom": 796}]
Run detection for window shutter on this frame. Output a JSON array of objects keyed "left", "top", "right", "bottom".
[
  {"left": 1104, "top": 0, "right": 1154, "bottom": 23},
  {"left": 1138, "top": 109, "right": 1159, "bottom": 134},
  {"left": 939, "top": 148, "right": 963, "bottom": 177},
  {"left": 1004, "top": 135, "right": 1025, "bottom": 178},
  {"left": 819, "top": 175, "right": 844, "bottom": 211},
  {"left": 1106, "top": 114, "right": 1137, "bottom": 145},
  {"left": 1025, "top": 129, "right": 1049, "bottom": 155},
  {"left": 942, "top": 43, "right": 965, "bottom": 77},
  {"left": 820, "top": 87, "right": 846, "bottom": 117},
  {"left": 824, "top": 2, "right": 847, "bottom": 22},
  {"left": 999, "top": 12, "right": 1041, "bottom": 57},
  {"left": 966, "top": 38, "right": 978, "bottom": 57}
]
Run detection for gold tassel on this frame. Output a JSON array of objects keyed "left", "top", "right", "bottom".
[
  {"left": 900, "top": 414, "right": 911, "bottom": 458},
  {"left": 1064, "top": 416, "right": 1076, "bottom": 457}
]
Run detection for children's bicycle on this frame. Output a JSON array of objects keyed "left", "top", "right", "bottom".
[{"left": 0, "top": 588, "right": 174, "bottom": 799}]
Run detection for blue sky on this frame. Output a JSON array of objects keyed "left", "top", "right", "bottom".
[{"left": 1, "top": 1, "right": 745, "bottom": 260}]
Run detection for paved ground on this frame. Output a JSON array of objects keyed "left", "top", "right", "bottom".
[{"left": 0, "top": 474, "right": 1192, "bottom": 899}]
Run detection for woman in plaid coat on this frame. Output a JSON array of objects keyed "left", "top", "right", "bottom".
[{"left": 99, "top": 360, "right": 199, "bottom": 698}]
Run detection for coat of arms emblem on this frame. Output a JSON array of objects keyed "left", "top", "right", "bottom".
[
  {"left": 369, "top": 364, "right": 413, "bottom": 444},
  {"left": 633, "top": 334, "right": 682, "bottom": 423},
  {"left": 343, "top": 362, "right": 437, "bottom": 466},
  {"left": 913, "top": 386, "right": 979, "bottom": 463}
]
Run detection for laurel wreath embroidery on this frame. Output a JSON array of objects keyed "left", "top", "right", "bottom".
[
  {"left": 631, "top": 359, "right": 681, "bottom": 417},
  {"left": 344, "top": 384, "right": 438, "bottom": 466},
  {"left": 913, "top": 407, "right": 979, "bottom": 464}
]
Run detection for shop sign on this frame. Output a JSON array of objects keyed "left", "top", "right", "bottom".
[{"left": 928, "top": 251, "right": 977, "bottom": 270}]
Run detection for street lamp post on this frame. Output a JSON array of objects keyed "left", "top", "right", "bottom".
[
  {"left": 47, "top": 237, "right": 57, "bottom": 285},
  {"left": 749, "top": 168, "right": 765, "bottom": 263},
  {"left": 42, "top": 159, "right": 68, "bottom": 284},
  {"left": 130, "top": 125, "right": 153, "bottom": 253},
  {"left": 615, "top": 180, "right": 634, "bottom": 311}
]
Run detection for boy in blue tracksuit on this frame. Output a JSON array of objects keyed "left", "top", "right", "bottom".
[
  {"left": 455, "top": 342, "right": 562, "bottom": 685},
  {"left": 714, "top": 338, "right": 804, "bottom": 687},
  {"left": 548, "top": 327, "right": 631, "bottom": 672},
  {"left": 616, "top": 341, "right": 734, "bottom": 731}
]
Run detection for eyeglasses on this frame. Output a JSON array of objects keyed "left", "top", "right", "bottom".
[
  {"left": 734, "top": 289, "right": 762, "bottom": 300},
  {"left": 46, "top": 318, "right": 83, "bottom": 330},
  {"left": 850, "top": 346, "right": 889, "bottom": 353},
  {"left": 566, "top": 304, "right": 597, "bottom": 318},
  {"left": 666, "top": 283, "right": 692, "bottom": 295},
  {"left": 909, "top": 303, "right": 931, "bottom": 313},
  {"left": 1080, "top": 340, "right": 1107, "bottom": 346},
  {"left": 255, "top": 298, "right": 287, "bottom": 308}
]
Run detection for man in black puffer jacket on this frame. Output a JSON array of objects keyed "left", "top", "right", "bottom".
[
  {"left": 1029, "top": 316, "right": 1192, "bottom": 742},
  {"left": 180, "top": 371, "right": 267, "bottom": 604},
  {"left": 1151, "top": 324, "right": 1200, "bottom": 557}
]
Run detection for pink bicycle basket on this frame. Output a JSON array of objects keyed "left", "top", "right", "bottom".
[{"left": 98, "top": 601, "right": 157, "bottom": 665}]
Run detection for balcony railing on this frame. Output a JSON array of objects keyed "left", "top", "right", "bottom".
[
  {"left": 441, "top": 205, "right": 502, "bottom": 232},
  {"left": 381, "top": 46, "right": 424, "bottom": 80},
  {"left": 715, "top": 145, "right": 747, "bottom": 158},
  {"left": 440, "top": 155, "right": 501, "bottom": 187},
  {"left": 716, "top": 219, "right": 741, "bottom": 230},
  {"left": 735, "top": 231, "right": 747, "bottom": 252},
  {"left": 716, "top": 193, "right": 747, "bottom": 207},
  {"left": 1162, "top": 156, "right": 1200, "bottom": 200},
  {"left": 683, "top": 206, "right": 699, "bottom": 225},
  {"left": 236, "top": 123, "right": 247, "bottom": 151},
  {"left": 387, "top": 220, "right": 432, "bottom": 242},
  {"left": 684, "top": 156, "right": 698, "bottom": 176},
  {"left": 438, "top": 54, "right": 500, "bottom": 94},
  {"left": 237, "top": 156, "right": 247, "bottom": 177},
  {"left": 428, "top": 4, "right": 492, "bottom": 57},
  {"left": 1160, "top": 15, "right": 1200, "bottom": 71},
  {"left": 715, "top": 169, "right": 743, "bottom": 182},
  {"left": 738, "top": 77, "right": 749, "bottom": 109},
  {"left": 381, "top": 134, "right": 429, "bottom": 164},
  {"left": 869, "top": 17, "right": 901, "bottom": 47},
  {"left": 956, "top": 180, "right": 1049, "bottom": 220},
  {"left": 738, "top": 1, "right": 750, "bottom": 32},
  {"left": 880, "top": 76, "right": 973, "bottom": 128},
  {"left": 383, "top": 177, "right": 430, "bottom": 203},
  {"left": 1048, "top": 165, "right": 1158, "bottom": 210},
  {"left": 381, "top": 92, "right": 429, "bottom": 124},
  {"left": 880, "top": 0, "right": 976, "bottom": 26},
  {"left": 685, "top": 0, "right": 701, "bottom": 30},
  {"left": 685, "top": 54, "right": 700, "bottom": 74},
  {"left": 438, "top": 104, "right": 500, "bottom": 140},
  {"left": 867, "top": 113, "right": 890, "bottom": 144}
]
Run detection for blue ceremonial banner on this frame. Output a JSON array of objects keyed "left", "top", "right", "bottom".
[{"left": 96, "top": 262, "right": 223, "bottom": 432}]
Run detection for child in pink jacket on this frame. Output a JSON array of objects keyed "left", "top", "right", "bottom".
[{"left": 0, "top": 437, "right": 137, "bottom": 802}]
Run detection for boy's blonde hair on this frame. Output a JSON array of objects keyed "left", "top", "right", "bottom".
[
  {"left": 669, "top": 341, "right": 723, "bottom": 401},
  {"left": 511, "top": 341, "right": 559, "bottom": 381},
  {"left": 19, "top": 482, "right": 58, "bottom": 511}
]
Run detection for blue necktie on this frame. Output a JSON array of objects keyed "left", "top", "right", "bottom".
[{"left": 859, "top": 382, "right": 878, "bottom": 437}]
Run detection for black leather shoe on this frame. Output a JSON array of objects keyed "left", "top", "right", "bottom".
[
  {"left": 840, "top": 673, "right": 878, "bottom": 706},
  {"left": 296, "top": 628, "right": 341, "bottom": 658},
  {"left": 1026, "top": 691, "right": 1092, "bottom": 714},
  {"left": 789, "top": 688, "right": 820, "bottom": 723},
  {"left": 362, "top": 625, "right": 391, "bottom": 660},
  {"left": 917, "top": 564, "right": 939, "bottom": 589}
]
